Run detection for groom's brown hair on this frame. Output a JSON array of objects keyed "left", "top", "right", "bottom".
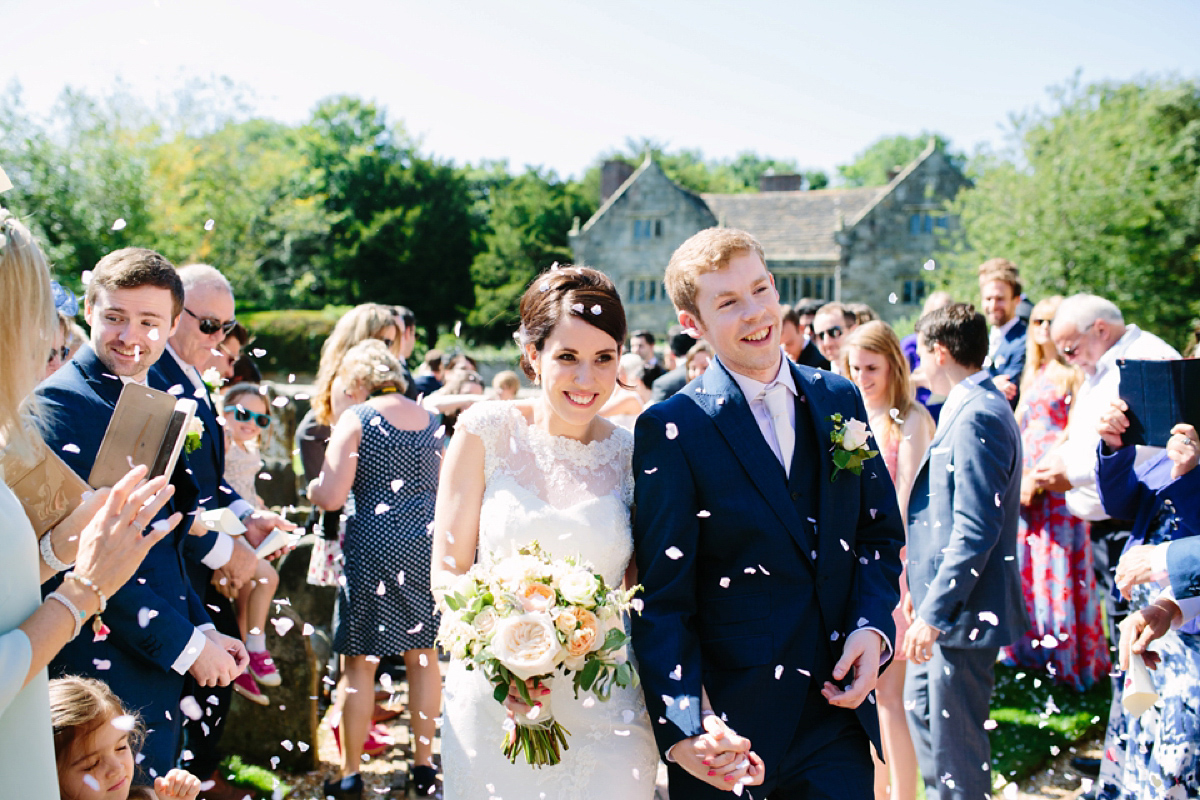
[{"left": 665, "top": 227, "right": 766, "bottom": 321}]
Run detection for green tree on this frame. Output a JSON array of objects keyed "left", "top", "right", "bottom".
[
  {"left": 581, "top": 139, "right": 807, "bottom": 197},
  {"left": 838, "top": 132, "right": 962, "bottom": 187},
  {"left": 938, "top": 76, "right": 1200, "bottom": 348},
  {"left": 466, "top": 165, "right": 595, "bottom": 341}
]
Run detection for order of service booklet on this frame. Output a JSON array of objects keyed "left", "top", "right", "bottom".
[
  {"left": 89, "top": 384, "right": 200, "bottom": 488},
  {"left": 0, "top": 435, "right": 91, "bottom": 538},
  {"left": 1117, "top": 358, "right": 1200, "bottom": 447}
]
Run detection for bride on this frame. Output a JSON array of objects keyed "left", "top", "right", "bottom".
[{"left": 432, "top": 266, "right": 660, "bottom": 798}]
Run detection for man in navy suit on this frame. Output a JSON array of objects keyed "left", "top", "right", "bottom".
[
  {"left": 978, "top": 259, "right": 1028, "bottom": 408},
  {"left": 903, "top": 303, "right": 1026, "bottom": 799},
  {"left": 38, "top": 248, "right": 248, "bottom": 781},
  {"left": 149, "top": 263, "right": 295, "bottom": 794},
  {"left": 632, "top": 228, "right": 905, "bottom": 798}
]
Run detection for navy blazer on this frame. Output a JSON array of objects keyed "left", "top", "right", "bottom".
[
  {"left": 989, "top": 319, "right": 1028, "bottom": 405},
  {"left": 1096, "top": 444, "right": 1200, "bottom": 599},
  {"left": 906, "top": 376, "right": 1028, "bottom": 648},
  {"left": 37, "top": 347, "right": 210, "bottom": 675},
  {"left": 149, "top": 350, "right": 244, "bottom": 586},
  {"left": 632, "top": 359, "right": 904, "bottom": 774}
]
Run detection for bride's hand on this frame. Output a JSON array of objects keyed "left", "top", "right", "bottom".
[{"left": 502, "top": 677, "right": 551, "bottom": 719}]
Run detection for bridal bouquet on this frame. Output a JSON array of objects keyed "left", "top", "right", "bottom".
[{"left": 435, "top": 541, "right": 641, "bottom": 766}]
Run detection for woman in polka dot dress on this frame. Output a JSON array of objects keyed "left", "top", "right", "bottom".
[{"left": 309, "top": 339, "right": 442, "bottom": 798}]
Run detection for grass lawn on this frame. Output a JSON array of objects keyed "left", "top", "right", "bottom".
[
  {"left": 988, "top": 663, "right": 1111, "bottom": 790},
  {"left": 220, "top": 755, "right": 291, "bottom": 798}
]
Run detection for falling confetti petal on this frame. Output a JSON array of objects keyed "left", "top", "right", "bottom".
[
  {"left": 665, "top": 422, "right": 678, "bottom": 440},
  {"left": 923, "top": 259, "right": 936, "bottom": 271},
  {"left": 62, "top": 443, "right": 80, "bottom": 454},
  {"left": 204, "top": 219, "right": 215, "bottom": 231},
  {"left": 719, "top": 577, "right": 730, "bottom": 588},
  {"left": 112, "top": 714, "right": 137, "bottom": 731},
  {"left": 591, "top": 304, "right": 602, "bottom": 315},
  {"left": 271, "top": 617, "right": 294, "bottom": 636},
  {"left": 888, "top": 292, "right": 898, "bottom": 304},
  {"left": 111, "top": 218, "right": 127, "bottom": 231},
  {"left": 180, "top": 696, "right": 202, "bottom": 720},
  {"left": 665, "top": 546, "right": 683, "bottom": 560}
]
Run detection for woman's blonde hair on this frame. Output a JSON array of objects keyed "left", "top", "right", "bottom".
[
  {"left": 842, "top": 320, "right": 931, "bottom": 446},
  {"left": 336, "top": 339, "right": 407, "bottom": 396},
  {"left": 0, "top": 210, "right": 56, "bottom": 459},
  {"left": 1018, "top": 295, "right": 1082, "bottom": 414},
  {"left": 49, "top": 677, "right": 146, "bottom": 787},
  {"left": 313, "top": 304, "right": 398, "bottom": 425}
]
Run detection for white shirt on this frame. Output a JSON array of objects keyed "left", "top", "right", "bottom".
[
  {"left": 724, "top": 352, "right": 797, "bottom": 469},
  {"left": 1059, "top": 326, "right": 1180, "bottom": 521},
  {"left": 939, "top": 369, "right": 992, "bottom": 422},
  {"left": 987, "top": 316, "right": 1019, "bottom": 364}
]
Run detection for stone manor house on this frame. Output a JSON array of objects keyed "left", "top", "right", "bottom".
[{"left": 569, "top": 140, "right": 970, "bottom": 334}]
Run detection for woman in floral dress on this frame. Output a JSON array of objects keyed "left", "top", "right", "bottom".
[{"left": 1000, "top": 296, "right": 1110, "bottom": 689}]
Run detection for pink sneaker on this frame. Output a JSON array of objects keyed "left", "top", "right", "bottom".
[
  {"left": 247, "top": 650, "right": 281, "bottom": 687},
  {"left": 232, "top": 671, "right": 269, "bottom": 706}
]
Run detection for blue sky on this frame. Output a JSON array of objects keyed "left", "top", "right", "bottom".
[{"left": 6, "top": 0, "right": 1199, "bottom": 179}]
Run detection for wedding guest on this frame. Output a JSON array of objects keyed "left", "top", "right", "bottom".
[
  {"left": 812, "top": 301, "right": 858, "bottom": 375},
  {"left": 846, "top": 302, "right": 879, "bottom": 326},
  {"left": 152, "top": 263, "right": 295, "bottom": 793},
  {"left": 904, "top": 291, "right": 954, "bottom": 424},
  {"left": 490, "top": 370, "right": 520, "bottom": 401},
  {"left": 1092, "top": 405, "right": 1200, "bottom": 800},
  {"left": 600, "top": 354, "right": 647, "bottom": 429},
  {"left": 844, "top": 321, "right": 934, "bottom": 800},
  {"left": 45, "top": 310, "right": 73, "bottom": 380},
  {"left": 978, "top": 259, "right": 1028, "bottom": 406},
  {"left": 202, "top": 322, "right": 249, "bottom": 384},
  {"left": 220, "top": 383, "right": 283, "bottom": 708},
  {"left": 791, "top": 299, "right": 830, "bottom": 370},
  {"left": 39, "top": 246, "right": 238, "bottom": 782},
  {"left": 411, "top": 349, "right": 445, "bottom": 397},
  {"left": 904, "top": 303, "right": 1026, "bottom": 800},
  {"left": 297, "top": 303, "right": 399, "bottom": 485},
  {"left": 309, "top": 340, "right": 441, "bottom": 799},
  {"left": 1000, "top": 296, "right": 1109, "bottom": 689},
  {"left": 424, "top": 368, "right": 485, "bottom": 441},
  {"left": 50, "top": 676, "right": 202, "bottom": 800},
  {"left": 1034, "top": 296, "right": 1179, "bottom": 682},
  {"left": 0, "top": 211, "right": 178, "bottom": 797},
  {"left": 649, "top": 328, "right": 698, "bottom": 402},
  {"left": 388, "top": 305, "right": 421, "bottom": 400},
  {"left": 630, "top": 330, "right": 665, "bottom": 389},
  {"left": 780, "top": 305, "right": 804, "bottom": 362},
  {"left": 64, "top": 318, "right": 88, "bottom": 361},
  {"left": 684, "top": 340, "right": 712, "bottom": 381}
]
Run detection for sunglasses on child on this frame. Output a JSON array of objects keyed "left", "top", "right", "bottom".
[
  {"left": 185, "top": 307, "right": 237, "bottom": 336},
  {"left": 225, "top": 405, "right": 271, "bottom": 429}
]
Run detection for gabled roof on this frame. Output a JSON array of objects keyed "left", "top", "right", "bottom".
[
  {"left": 845, "top": 138, "right": 940, "bottom": 228},
  {"left": 701, "top": 187, "right": 884, "bottom": 262}
]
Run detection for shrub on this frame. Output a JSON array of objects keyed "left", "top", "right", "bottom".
[{"left": 238, "top": 307, "right": 352, "bottom": 376}]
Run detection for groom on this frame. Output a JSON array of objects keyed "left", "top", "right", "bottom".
[{"left": 632, "top": 227, "right": 905, "bottom": 797}]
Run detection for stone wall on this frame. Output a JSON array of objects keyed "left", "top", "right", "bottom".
[{"left": 570, "top": 161, "right": 716, "bottom": 336}]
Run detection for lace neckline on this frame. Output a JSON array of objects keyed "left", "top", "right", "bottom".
[{"left": 507, "top": 403, "right": 625, "bottom": 457}]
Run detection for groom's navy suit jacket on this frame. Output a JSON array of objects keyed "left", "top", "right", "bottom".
[
  {"left": 37, "top": 346, "right": 209, "bottom": 777},
  {"left": 632, "top": 358, "right": 905, "bottom": 782}
]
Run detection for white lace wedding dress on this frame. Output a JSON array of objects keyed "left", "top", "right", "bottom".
[{"left": 441, "top": 402, "right": 659, "bottom": 799}]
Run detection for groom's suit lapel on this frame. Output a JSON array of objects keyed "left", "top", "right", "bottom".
[
  {"left": 695, "top": 362, "right": 816, "bottom": 565},
  {"left": 789, "top": 365, "right": 850, "bottom": 570}
]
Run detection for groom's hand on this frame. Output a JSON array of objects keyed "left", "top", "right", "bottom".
[
  {"left": 823, "top": 628, "right": 882, "bottom": 709},
  {"left": 668, "top": 714, "right": 764, "bottom": 791}
]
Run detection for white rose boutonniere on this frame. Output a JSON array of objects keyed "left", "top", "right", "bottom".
[
  {"left": 184, "top": 416, "right": 205, "bottom": 454},
  {"left": 201, "top": 367, "right": 223, "bottom": 395},
  {"left": 828, "top": 413, "right": 878, "bottom": 481}
]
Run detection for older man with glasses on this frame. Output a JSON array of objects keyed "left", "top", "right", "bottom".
[{"left": 1030, "top": 294, "right": 1179, "bottom": 786}]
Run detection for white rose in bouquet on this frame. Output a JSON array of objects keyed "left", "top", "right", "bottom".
[
  {"left": 473, "top": 606, "right": 499, "bottom": 636},
  {"left": 490, "top": 612, "right": 565, "bottom": 681},
  {"left": 842, "top": 417, "right": 871, "bottom": 451},
  {"left": 438, "top": 616, "right": 477, "bottom": 660},
  {"left": 494, "top": 554, "right": 544, "bottom": 589},
  {"left": 558, "top": 570, "right": 601, "bottom": 607}
]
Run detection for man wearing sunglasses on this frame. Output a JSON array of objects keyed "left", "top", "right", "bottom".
[
  {"left": 150, "top": 263, "right": 296, "bottom": 800},
  {"left": 811, "top": 301, "right": 858, "bottom": 376}
]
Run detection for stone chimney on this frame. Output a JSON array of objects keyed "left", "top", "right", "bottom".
[
  {"left": 601, "top": 160, "right": 636, "bottom": 204},
  {"left": 758, "top": 173, "right": 804, "bottom": 192}
]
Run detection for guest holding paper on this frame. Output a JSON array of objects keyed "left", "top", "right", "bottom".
[
  {"left": 1092, "top": 403, "right": 1200, "bottom": 800},
  {"left": 37, "top": 245, "right": 245, "bottom": 782}
]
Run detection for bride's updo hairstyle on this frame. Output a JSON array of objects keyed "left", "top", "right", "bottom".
[{"left": 516, "top": 265, "right": 627, "bottom": 381}]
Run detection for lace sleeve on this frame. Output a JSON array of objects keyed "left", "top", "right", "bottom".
[{"left": 455, "top": 401, "right": 517, "bottom": 482}]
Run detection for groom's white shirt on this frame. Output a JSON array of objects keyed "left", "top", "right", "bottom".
[{"left": 720, "top": 351, "right": 894, "bottom": 663}]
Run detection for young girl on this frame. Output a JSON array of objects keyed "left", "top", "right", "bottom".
[
  {"left": 221, "top": 383, "right": 283, "bottom": 706},
  {"left": 50, "top": 676, "right": 201, "bottom": 800}
]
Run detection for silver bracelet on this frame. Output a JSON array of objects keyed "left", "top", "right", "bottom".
[
  {"left": 46, "top": 591, "right": 86, "bottom": 640},
  {"left": 63, "top": 571, "right": 108, "bottom": 614},
  {"left": 39, "top": 529, "right": 73, "bottom": 572}
]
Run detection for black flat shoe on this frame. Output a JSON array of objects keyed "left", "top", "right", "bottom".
[
  {"left": 323, "top": 773, "right": 363, "bottom": 799},
  {"left": 411, "top": 765, "right": 439, "bottom": 797},
  {"left": 1070, "top": 756, "right": 1102, "bottom": 777}
]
